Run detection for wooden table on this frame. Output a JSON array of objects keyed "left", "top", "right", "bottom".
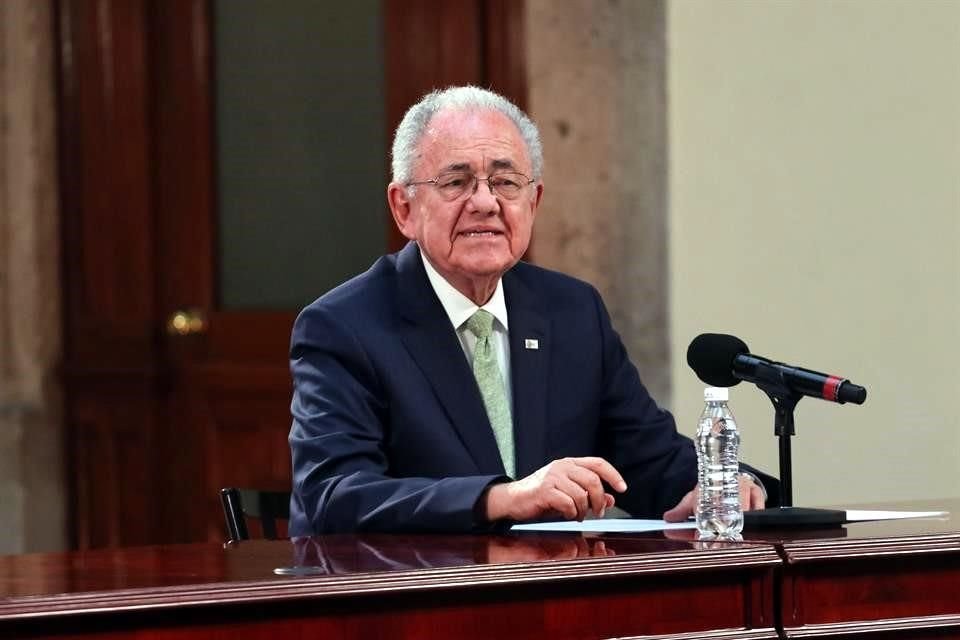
[
  {"left": 0, "top": 533, "right": 779, "bottom": 639},
  {"left": 768, "top": 499, "right": 960, "bottom": 639},
  {"left": 655, "top": 499, "right": 960, "bottom": 638},
  {"left": 2, "top": 500, "right": 957, "bottom": 639}
]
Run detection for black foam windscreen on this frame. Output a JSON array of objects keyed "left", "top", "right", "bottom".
[{"left": 686, "top": 333, "right": 750, "bottom": 387}]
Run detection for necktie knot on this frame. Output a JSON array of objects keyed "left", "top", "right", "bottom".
[{"left": 465, "top": 309, "right": 495, "bottom": 340}]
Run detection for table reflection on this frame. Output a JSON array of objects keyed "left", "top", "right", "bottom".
[{"left": 279, "top": 534, "right": 620, "bottom": 575}]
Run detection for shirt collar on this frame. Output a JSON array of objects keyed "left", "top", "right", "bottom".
[{"left": 419, "top": 246, "right": 509, "bottom": 333}]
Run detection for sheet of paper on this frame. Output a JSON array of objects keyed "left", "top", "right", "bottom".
[
  {"left": 510, "top": 519, "right": 698, "bottom": 533},
  {"left": 845, "top": 510, "right": 949, "bottom": 521}
]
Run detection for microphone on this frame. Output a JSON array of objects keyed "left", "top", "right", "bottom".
[{"left": 687, "top": 333, "right": 867, "bottom": 405}]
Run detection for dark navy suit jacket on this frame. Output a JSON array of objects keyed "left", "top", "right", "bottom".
[{"left": 288, "top": 242, "right": 702, "bottom": 535}]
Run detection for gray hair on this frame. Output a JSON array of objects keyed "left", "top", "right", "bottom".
[{"left": 390, "top": 86, "right": 543, "bottom": 185}]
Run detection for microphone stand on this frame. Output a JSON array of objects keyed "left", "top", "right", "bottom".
[{"left": 742, "top": 364, "right": 846, "bottom": 527}]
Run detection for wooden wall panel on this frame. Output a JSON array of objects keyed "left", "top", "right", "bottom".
[
  {"left": 146, "top": 0, "right": 217, "bottom": 546},
  {"left": 69, "top": 390, "right": 160, "bottom": 549},
  {"left": 148, "top": 0, "right": 214, "bottom": 315},
  {"left": 484, "top": 0, "right": 528, "bottom": 110},
  {"left": 57, "top": 0, "right": 161, "bottom": 549},
  {"left": 60, "top": 0, "right": 155, "bottom": 333}
]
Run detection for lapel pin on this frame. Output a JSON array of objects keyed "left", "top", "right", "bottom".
[{"left": 524, "top": 338, "right": 539, "bottom": 350}]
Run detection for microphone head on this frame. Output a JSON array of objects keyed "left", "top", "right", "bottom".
[{"left": 687, "top": 333, "right": 750, "bottom": 387}]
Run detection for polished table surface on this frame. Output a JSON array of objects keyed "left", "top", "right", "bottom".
[
  {"left": 1, "top": 499, "right": 957, "bottom": 640},
  {"left": 0, "top": 531, "right": 780, "bottom": 639}
]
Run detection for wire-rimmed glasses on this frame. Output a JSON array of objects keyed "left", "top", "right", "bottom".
[{"left": 407, "top": 171, "right": 534, "bottom": 201}]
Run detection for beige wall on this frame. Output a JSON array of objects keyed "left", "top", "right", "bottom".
[{"left": 669, "top": 0, "right": 960, "bottom": 505}]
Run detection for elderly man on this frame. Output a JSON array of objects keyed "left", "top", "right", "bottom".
[{"left": 288, "top": 86, "right": 770, "bottom": 534}]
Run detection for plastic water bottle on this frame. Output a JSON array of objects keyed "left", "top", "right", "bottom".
[{"left": 696, "top": 387, "right": 743, "bottom": 538}]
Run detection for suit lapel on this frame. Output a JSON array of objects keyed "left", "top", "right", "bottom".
[
  {"left": 395, "top": 243, "right": 506, "bottom": 475},
  {"left": 503, "top": 269, "right": 550, "bottom": 478}
]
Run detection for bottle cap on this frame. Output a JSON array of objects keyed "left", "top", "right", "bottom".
[{"left": 704, "top": 387, "right": 729, "bottom": 402}]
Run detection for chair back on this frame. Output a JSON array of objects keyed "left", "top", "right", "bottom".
[{"left": 220, "top": 487, "right": 291, "bottom": 543}]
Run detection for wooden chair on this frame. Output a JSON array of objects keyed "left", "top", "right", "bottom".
[{"left": 219, "top": 487, "right": 291, "bottom": 543}]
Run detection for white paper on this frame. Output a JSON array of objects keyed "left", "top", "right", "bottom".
[
  {"left": 510, "top": 518, "right": 698, "bottom": 533},
  {"left": 844, "top": 510, "right": 949, "bottom": 521}
]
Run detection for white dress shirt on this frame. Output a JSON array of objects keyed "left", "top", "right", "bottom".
[{"left": 420, "top": 249, "right": 513, "bottom": 409}]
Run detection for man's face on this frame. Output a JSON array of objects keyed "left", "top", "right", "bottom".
[{"left": 388, "top": 108, "right": 543, "bottom": 300}]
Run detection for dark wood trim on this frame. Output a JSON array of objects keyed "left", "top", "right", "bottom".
[
  {"left": 620, "top": 630, "right": 780, "bottom": 640},
  {"left": 483, "top": 0, "right": 528, "bottom": 110},
  {"left": 149, "top": 0, "right": 216, "bottom": 317},
  {"left": 783, "top": 614, "right": 960, "bottom": 639},
  {"left": 780, "top": 533, "right": 960, "bottom": 563},
  {"left": 55, "top": 0, "right": 163, "bottom": 549},
  {"left": 55, "top": 0, "right": 158, "bottom": 365}
]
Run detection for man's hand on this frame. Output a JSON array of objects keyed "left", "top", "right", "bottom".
[
  {"left": 662, "top": 474, "right": 766, "bottom": 523},
  {"left": 482, "top": 457, "right": 627, "bottom": 522}
]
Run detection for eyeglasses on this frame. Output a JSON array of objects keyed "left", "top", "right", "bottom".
[{"left": 407, "top": 171, "right": 535, "bottom": 201}]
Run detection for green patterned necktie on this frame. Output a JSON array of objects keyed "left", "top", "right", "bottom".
[{"left": 465, "top": 309, "right": 515, "bottom": 477}]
